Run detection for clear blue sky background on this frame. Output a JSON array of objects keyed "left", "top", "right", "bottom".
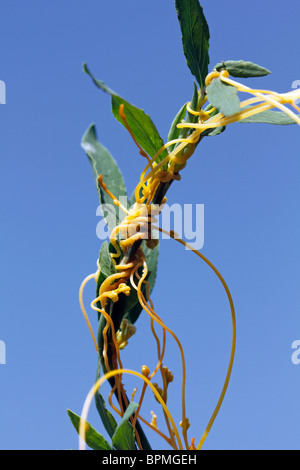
[{"left": 0, "top": 0, "right": 299, "bottom": 450}]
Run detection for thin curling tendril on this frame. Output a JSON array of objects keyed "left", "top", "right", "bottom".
[
  {"left": 79, "top": 69, "right": 299, "bottom": 450},
  {"left": 79, "top": 272, "right": 98, "bottom": 351},
  {"left": 157, "top": 227, "right": 236, "bottom": 450},
  {"left": 79, "top": 368, "right": 183, "bottom": 451}
]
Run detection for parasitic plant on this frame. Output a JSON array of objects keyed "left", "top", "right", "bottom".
[{"left": 67, "top": 0, "right": 300, "bottom": 451}]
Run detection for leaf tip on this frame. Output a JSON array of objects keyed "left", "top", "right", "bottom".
[{"left": 83, "top": 62, "right": 89, "bottom": 74}]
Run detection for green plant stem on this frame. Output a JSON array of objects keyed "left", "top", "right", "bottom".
[{"left": 96, "top": 93, "right": 206, "bottom": 450}]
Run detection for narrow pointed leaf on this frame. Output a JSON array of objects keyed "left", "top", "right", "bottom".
[
  {"left": 240, "top": 110, "right": 299, "bottom": 125},
  {"left": 94, "top": 391, "right": 118, "bottom": 439},
  {"left": 167, "top": 102, "right": 188, "bottom": 152},
  {"left": 67, "top": 409, "right": 113, "bottom": 450},
  {"left": 96, "top": 241, "right": 117, "bottom": 319},
  {"left": 96, "top": 241, "right": 117, "bottom": 320},
  {"left": 94, "top": 359, "right": 152, "bottom": 451},
  {"left": 206, "top": 77, "right": 240, "bottom": 117},
  {"left": 99, "top": 241, "right": 117, "bottom": 279},
  {"left": 188, "top": 81, "right": 200, "bottom": 122},
  {"left": 112, "top": 402, "right": 138, "bottom": 450},
  {"left": 111, "top": 96, "right": 168, "bottom": 162},
  {"left": 84, "top": 64, "right": 167, "bottom": 162},
  {"left": 81, "top": 124, "right": 127, "bottom": 233},
  {"left": 175, "top": 0, "right": 210, "bottom": 87},
  {"left": 143, "top": 242, "right": 159, "bottom": 295},
  {"left": 215, "top": 60, "right": 271, "bottom": 78}
]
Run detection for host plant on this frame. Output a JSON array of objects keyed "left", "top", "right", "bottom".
[{"left": 67, "top": 0, "right": 300, "bottom": 451}]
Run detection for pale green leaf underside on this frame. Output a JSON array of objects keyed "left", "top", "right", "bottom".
[
  {"left": 206, "top": 77, "right": 240, "bottom": 117},
  {"left": 215, "top": 60, "right": 271, "bottom": 78},
  {"left": 81, "top": 124, "right": 127, "bottom": 233},
  {"left": 241, "top": 110, "right": 299, "bottom": 125}
]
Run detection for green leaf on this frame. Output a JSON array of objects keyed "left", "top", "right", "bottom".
[
  {"left": 83, "top": 63, "right": 167, "bottom": 163},
  {"left": 167, "top": 83, "right": 200, "bottom": 161},
  {"left": 206, "top": 77, "right": 240, "bottom": 117},
  {"left": 122, "top": 277, "right": 145, "bottom": 316},
  {"left": 67, "top": 409, "right": 113, "bottom": 450},
  {"left": 112, "top": 402, "right": 138, "bottom": 450},
  {"left": 94, "top": 359, "right": 152, "bottom": 451},
  {"left": 143, "top": 242, "right": 159, "bottom": 295},
  {"left": 175, "top": 0, "right": 210, "bottom": 88},
  {"left": 188, "top": 81, "right": 200, "bottom": 122},
  {"left": 94, "top": 391, "right": 118, "bottom": 439},
  {"left": 207, "top": 126, "right": 226, "bottom": 136},
  {"left": 215, "top": 60, "right": 271, "bottom": 78},
  {"left": 96, "top": 241, "right": 117, "bottom": 319},
  {"left": 123, "top": 296, "right": 144, "bottom": 326},
  {"left": 111, "top": 96, "right": 168, "bottom": 162},
  {"left": 81, "top": 124, "right": 127, "bottom": 233},
  {"left": 98, "top": 241, "right": 117, "bottom": 279},
  {"left": 167, "top": 102, "right": 188, "bottom": 152},
  {"left": 240, "top": 110, "right": 299, "bottom": 125},
  {"left": 83, "top": 64, "right": 117, "bottom": 96}
]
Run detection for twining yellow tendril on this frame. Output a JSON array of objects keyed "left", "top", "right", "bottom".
[
  {"left": 79, "top": 70, "right": 299, "bottom": 450},
  {"left": 79, "top": 272, "right": 98, "bottom": 351},
  {"left": 135, "top": 260, "right": 189, "bottom": 449},
  {"left": 132, "top": 69, "right": 300, "bottom": 203},
  {"left": 79, "top": 368, "right": 183, "bottom": 451},
  {"left": 179, "top": 69, "right": 300, "bottom": 133},
  {"left": 156, "top": 228, "right": 236, "bottom": 450},
  {"left": 96, "top": 171, "right": 191, "bottom": 448}
]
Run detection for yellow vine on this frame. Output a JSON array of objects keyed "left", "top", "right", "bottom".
[{"left": 78, "top": 71, "right": 300, "bottom": 450}]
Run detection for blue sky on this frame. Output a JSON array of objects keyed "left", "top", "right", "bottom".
[{"left": 0, "top": 0, "right": 299, "bottom": 450}]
